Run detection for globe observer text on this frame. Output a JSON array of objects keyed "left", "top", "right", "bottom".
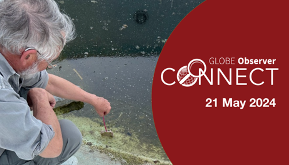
[{"left": 209, "top": 57, "right": 276, "bottom": 65}]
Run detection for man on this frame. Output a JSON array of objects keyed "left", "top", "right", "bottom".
[{"left": 0, "top": 0, "right": 111, "bottom": 164}]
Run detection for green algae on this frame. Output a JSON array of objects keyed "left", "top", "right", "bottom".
[
  {"left": 56, "top": 114, "right": 172, "bottom": 165},
  {"left": 86, "top": 144, "right": 171, "bottom": 165},
  {"left": 53, "top": 101, "right": 84, "bottom": 115}
]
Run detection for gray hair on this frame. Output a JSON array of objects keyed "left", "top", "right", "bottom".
[{"left": 0, "top": 0, "right": 75, "bottom": 60}]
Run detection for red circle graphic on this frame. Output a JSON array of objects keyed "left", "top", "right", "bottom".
[{"left": 152, "top": 0, "right": 289, "bottom": 164}]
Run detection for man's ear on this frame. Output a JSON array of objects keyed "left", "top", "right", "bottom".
[{"left": 20, "top": 49, "right": 38, "bottom": 66}]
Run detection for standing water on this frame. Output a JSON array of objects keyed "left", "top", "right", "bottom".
[{"left": 50, "top": 0, "right": 204, "bottom": 164}]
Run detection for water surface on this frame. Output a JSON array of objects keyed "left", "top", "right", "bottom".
[{"left": 51, "top": 0, "right": 205, "bottom": 163}]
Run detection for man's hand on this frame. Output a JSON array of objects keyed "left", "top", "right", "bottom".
[
  {"left": 27, "top": 88, "right": 56, "bottom": 108},
  {"left": 46, "top": 90, "right": 56, "bottom": 108},
  {"left": 91, "top": 95, "right": 111, "bottom": 117}
]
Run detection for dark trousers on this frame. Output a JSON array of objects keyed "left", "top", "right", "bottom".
[{"left": 0, "top": 119, "right": 82, "bottom": 165}]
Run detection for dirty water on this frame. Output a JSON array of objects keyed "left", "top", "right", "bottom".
[
  {"left": 47, "top": 56, "right": 171, "bottom": 164},
  {"left": 50, "top": 0, "right": 205, "bottom": 164}
]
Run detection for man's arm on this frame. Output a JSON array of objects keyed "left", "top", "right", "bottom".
[
  {"left": 28, "top": 88, "right": 63, "bottom": 158},
  {"left": 45, "top": 74, "right": 111, "bottom": 117}
]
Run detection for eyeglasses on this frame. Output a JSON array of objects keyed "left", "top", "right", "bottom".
[{"left": 24, "top": 47, "right": 55, "bottom": 68}]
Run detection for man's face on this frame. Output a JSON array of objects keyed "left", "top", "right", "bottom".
[
  {"left": 18, "top": 61, "right": 40, "bottom": 79},
  {"left": 18, "top": 49, "right": 61, "bottom": 79}
]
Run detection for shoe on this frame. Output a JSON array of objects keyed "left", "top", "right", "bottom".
[{"left": 61, "top": 156, "right": 78, "bottom": 165}]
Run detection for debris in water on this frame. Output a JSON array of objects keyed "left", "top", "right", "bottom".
[
  {"left": 126, "top": 132, "right": 132, "bottom": 136},
  {"left": 162, "top": 39, "right": 167, "bottom": 43},
  {"left": 86, "top": 142, "right": 92, "bottom": 146},
  {"left": 53, "top": 101, "right": 84, "bottom": 115},
  {"left": 153, "top": 160, "right": 160, "bottom": 164},
  {"left": 73, "top": 69, "right": 83, "bottom": 80},
  {"left": 119, "top": 24, "right": 128, "bottom": 31}
]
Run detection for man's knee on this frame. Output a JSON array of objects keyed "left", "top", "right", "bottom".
[
  {"left": 59, "top": 119, "right": 82, "bottom": 151},
  {"left": 31, "top": 120, "right": 82, "bottom": 164}
]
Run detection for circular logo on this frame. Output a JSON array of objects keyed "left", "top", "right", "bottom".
[
  {"left": 177, "top": 59, "right": 206, "bottom": 87},
  {"left": 177, "top": 66, "right": 198, "bottom": 87}
]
